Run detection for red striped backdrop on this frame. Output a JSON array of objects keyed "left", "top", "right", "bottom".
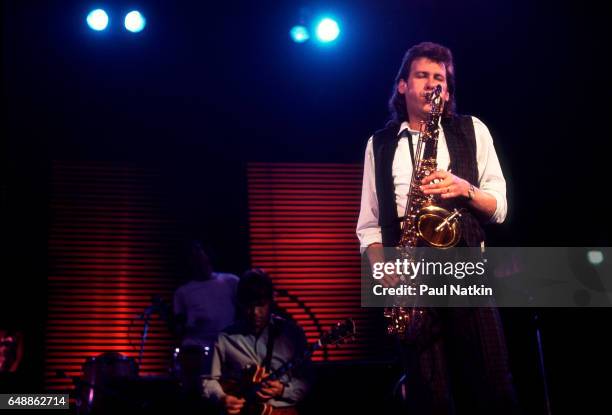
[
  {"left": 248, "top": 162, "right": 377, "bottom": 361},
  {"left": 45, "top": 160, "right": 375, "bottom": 391},
  {"left": 45, "top": 161, "right": 178, "bottom": 391}
]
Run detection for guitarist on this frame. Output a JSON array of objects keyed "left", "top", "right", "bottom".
[{"left": 203, "top": 269, "right": 311, "bottom": 415}]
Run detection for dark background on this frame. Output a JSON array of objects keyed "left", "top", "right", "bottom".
[{"left": 2, "top": 0, "right": 610, "bottom": 413}]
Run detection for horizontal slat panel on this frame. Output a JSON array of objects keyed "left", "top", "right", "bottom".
[
  {"left": 248, "top": 162, "right": 377, "bottom": 362},
  {"left": 45, "top": 161, "right": 178, "bottom": 392}
]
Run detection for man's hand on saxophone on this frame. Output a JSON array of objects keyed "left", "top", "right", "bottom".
[
  {"left": 420, "top": 169, "right": 498, "bottom": 221},
  {"left": 420, "top": 169, "right": 470, "bottom": 199},
  {"left": 365, "top": 242, "right": 401, "bottom": 288},
  {"left": 380, "top": 269, "right": 401, "bottom": 288}
]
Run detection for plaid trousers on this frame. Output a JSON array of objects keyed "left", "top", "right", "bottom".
[{"left": 397, "top": 307, "right": 519, "bottom": 415}]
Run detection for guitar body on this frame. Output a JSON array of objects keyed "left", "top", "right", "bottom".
[
  {"left": 218, "top": 319, "right": 354, "bottom": 415},
  {"left": 220, "top": 364, "right": 273, "bottom": 415}
]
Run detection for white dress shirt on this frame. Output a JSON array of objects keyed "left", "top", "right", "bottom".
[{"left": 356, "top": 116, "right": 507, "bottom": 253}]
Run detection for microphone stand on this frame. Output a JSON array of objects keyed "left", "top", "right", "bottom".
[
  {"left": 138, "top": 306, "right": 154, "bottom": 368},
  {"left": 534, "top": 311, "right": 552, "bottom": 415}
]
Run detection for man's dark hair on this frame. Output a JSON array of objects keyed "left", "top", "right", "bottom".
[
  {"left": 388, "top": 41, "right": 456, "bottom": 124},
  {"left": 238, "top": 268, "right": 274, "bottom": 306}
]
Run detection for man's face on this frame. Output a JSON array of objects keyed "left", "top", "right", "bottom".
[
  {"left": 245, "top": 300, "right": 271, "bottom": 333},
  {"left": 397, "top": 57, "right": 450, "bottom": 121}
]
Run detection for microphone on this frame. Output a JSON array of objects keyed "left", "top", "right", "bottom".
[{"left": 138, "top": 296, "right": 170, "bottom": 321}]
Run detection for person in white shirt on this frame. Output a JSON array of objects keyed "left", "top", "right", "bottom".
[
  {"left": 356, "top": 42, "right": 518, "bottom": 414},
  {"left": 173, "top": 241, "right": 239, "bottom": 390}
]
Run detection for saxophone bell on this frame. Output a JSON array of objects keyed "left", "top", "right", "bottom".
[{"left": 416, "top": 206, "right": 462, "bottom": 248}]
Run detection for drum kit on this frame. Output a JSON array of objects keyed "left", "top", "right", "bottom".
[
  {"left": 73, "top": 299, "right": 213, "bottom": 414},
  {"left": 74, "top": 346, "right": 211, "bottom": 414}
]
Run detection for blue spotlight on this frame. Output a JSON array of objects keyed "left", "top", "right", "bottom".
[
  {"left": 86, "top": 9, "right": 109, "bottom": 31},
  {"left": 315, "top": 18, "right": 340, "bottom": 43},
  {"left": 290, "top": 25, "right": 310, "bottom": 43},
  {"left": 124, "top": 10, "right": 146, "bottom": 33}
]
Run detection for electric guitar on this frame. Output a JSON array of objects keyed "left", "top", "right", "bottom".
[{"left": 220, "top": 318, "right": 356, "bottom": 415}]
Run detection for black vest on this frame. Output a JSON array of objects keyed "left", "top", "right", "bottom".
[{"left": 372, "top": 115, "right": 485, "bottom": 247}]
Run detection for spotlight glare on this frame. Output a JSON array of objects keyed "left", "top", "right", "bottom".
[
  {"left": 124, "top": 10, "right": 146, "bottom": 33},
  {"left": 587, "top": 250, "right": 604, "bottom": 265},
  {"left": 86, "top": 9, "right": 109, "bottom": 31},
  {"left": 315, "top": 18, "right": 340, "bottom": 43},
  {"left": 290, "top": 25, "right": 310, "bottom": 43}
]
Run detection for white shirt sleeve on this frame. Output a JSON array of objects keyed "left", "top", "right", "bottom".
[
  {"left": 472, "top": 116, "right": 508, "bottom": 224},
  {"left": 356, "top": 137, "right": 383, "bottom": 254}
]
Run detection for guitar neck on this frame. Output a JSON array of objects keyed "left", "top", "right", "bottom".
[{"left": 263, "top": 339, "right": 321, "bottom": 383}]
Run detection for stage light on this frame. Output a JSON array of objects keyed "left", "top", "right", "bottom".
[
  {"left": 124, "top": 10, "right": 146, "bottom": 33},
  {"left": 290, "top": 25, "right": 310, "bottom": 43},
  {"left": 587, "top": 250, "right": 604, "bottom": 266},
  {"left": 315, "top": 18, "right": 340, "bottom": 43},
  {"left": 86, "top": 9, "right": 109, "bottom": 31}
]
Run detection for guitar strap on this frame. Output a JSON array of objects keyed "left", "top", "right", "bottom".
[{"left": 262, "top": 319, "right": 279, "bottom": 372}]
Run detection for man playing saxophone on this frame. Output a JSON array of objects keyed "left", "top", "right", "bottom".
[{"left": 356, "top": 42, "right": 518, "bottom": 414}]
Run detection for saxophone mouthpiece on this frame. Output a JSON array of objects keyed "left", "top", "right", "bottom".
[{"left": 424, "top": 85, "right": 442, "bottom": 103}]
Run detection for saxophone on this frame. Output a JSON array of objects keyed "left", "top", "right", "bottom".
[{"left": 384, "top": 85, "right": 462, "bottom": 340}]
